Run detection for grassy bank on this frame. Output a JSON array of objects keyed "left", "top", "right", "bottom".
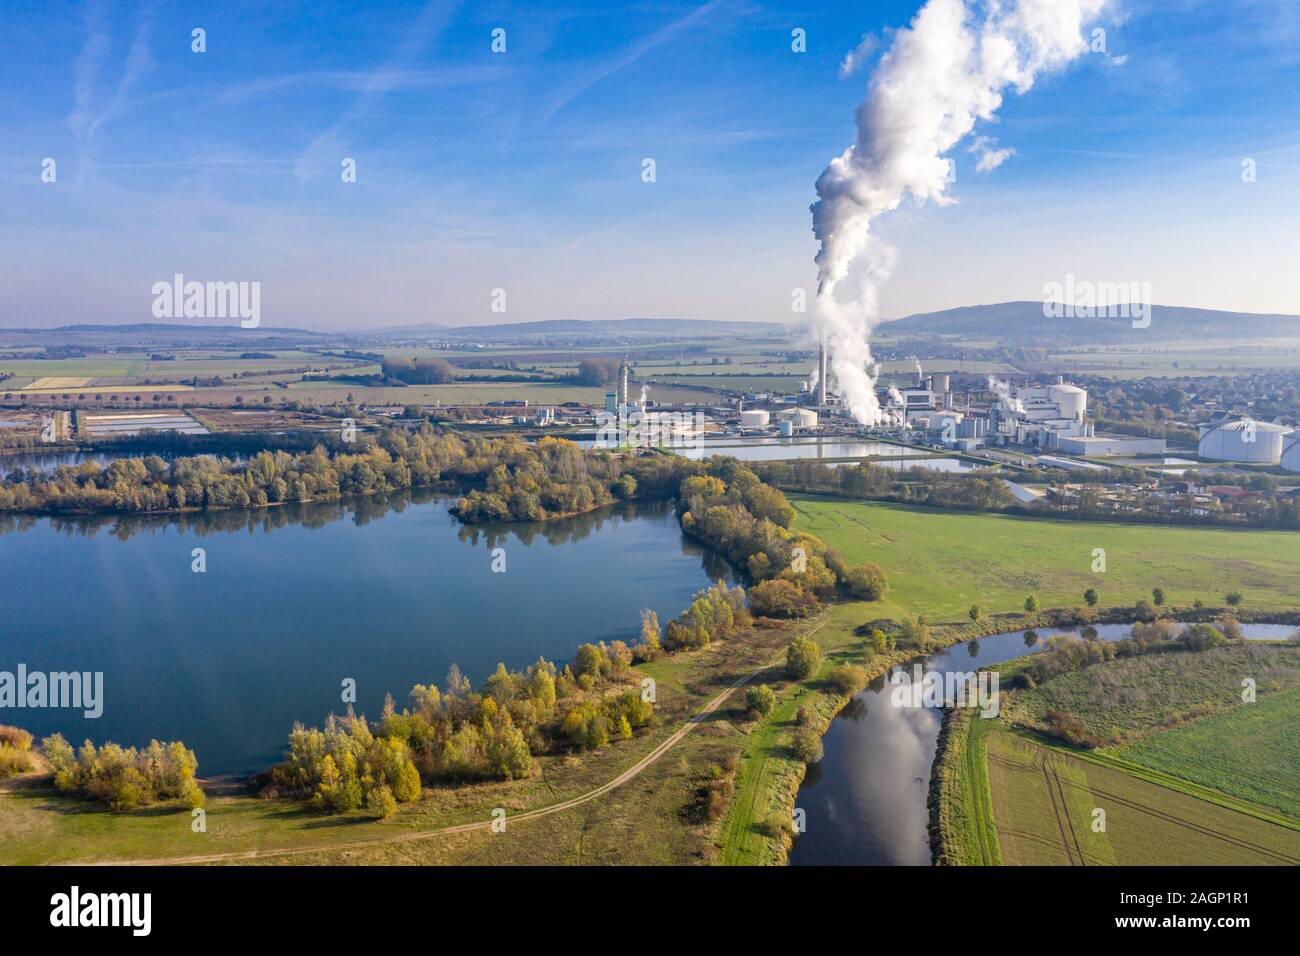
[{"left": 928, "top": 707, "right": 1000, "bottom": 866}]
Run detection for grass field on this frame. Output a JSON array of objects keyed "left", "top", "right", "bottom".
[
  {"left": 983, "top": 727, "right": 1300, "bottom": 865},
  {"left": 789, "top": 494, "right": 1300, "bottom": 621},
  {"left": 1002, "top": 644, "right": 1300, "bottom": 745},
  {"left": 1116, "top": 688, "right": 1300, "bottom": 818}
]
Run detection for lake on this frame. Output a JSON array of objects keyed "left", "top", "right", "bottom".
[
  {"left": 788, "top": 622, "right": 1292, "bottom": 866},
  {"left": 0, "top": 491, "right": 732, "bottom": 776},
  {"left": 678, "top": 439, "right": 938, "bottom": 462}
]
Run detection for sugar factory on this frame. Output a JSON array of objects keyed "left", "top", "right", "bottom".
[{"left": 730, "top": 346, "right": 1166, "bottom": 460}]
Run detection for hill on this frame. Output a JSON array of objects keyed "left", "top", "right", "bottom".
[{"left": 884, "top": 301, "right": 1300, "bottom": 344}]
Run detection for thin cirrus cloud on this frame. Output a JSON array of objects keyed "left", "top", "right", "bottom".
[{"left": 2, "top": 0, "right": 1299, "bottom": 327}]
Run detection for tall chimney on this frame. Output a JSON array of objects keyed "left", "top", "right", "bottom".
[{"left": 818, "top": 336, "right": 828, "bottom": 407}]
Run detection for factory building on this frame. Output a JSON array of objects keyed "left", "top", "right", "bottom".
[{"left": 1198, "top": 418, "right": 1292, "bottom": 463}]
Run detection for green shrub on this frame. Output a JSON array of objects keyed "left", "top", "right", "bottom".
[
  {"left": 785, "top": 635, "right": 823, "bottom": 680},
  {"left": 840, "top": 562, "right": 888, "bottom": 600},
  {"left": 791, "top": 728, "right": 824, "bottom": 763},
  {"left": 745, "top": 684, "right": 776, "bottom": 717},
  {"left": 748, "top": 578, "right": 817, "bottom": 618},
  {"left": 825, "top": 664, "right": 868, "bottom": 696}
]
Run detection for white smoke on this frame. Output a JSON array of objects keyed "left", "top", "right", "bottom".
[
  {"left": 913, "top": 357, "right": 924, "bottom": 376},
  {"left": 987, "top": 375, "right": 1025, "bottom": 413},
  {"left": 888, "top": 386, "right": 905, "bottom": 405},
  {"left": 808, "top": 0, "right": 1107, "bottom": 425}
]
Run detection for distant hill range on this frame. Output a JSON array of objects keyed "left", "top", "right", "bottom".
[
  {"left": 374, "top": 318, "right": 786, "bottom": 339},
  {"left": 885, "top": 301, "right": 1300, "bottom": 343}
]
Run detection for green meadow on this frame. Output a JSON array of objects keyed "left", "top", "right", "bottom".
[{"left": 789, "top": 494, "right": 1300, "bottom": 621}]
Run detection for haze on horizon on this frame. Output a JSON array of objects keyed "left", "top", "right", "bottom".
[{"left": 1, "top": 0, "right": 1298, "bottom": 332}]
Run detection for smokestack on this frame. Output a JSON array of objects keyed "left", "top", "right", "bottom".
[
  {"left": 818, "top": 336, "right": 828, "bottom": 407},
  {"left": 618, "top": 360, "right": 629, "bottom": 409}
]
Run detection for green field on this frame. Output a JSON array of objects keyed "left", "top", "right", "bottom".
[
  {"left": 1117, "top": 688, "right": 1300, "bottom": 818},
  {"left": 789, "top": 494, "right": 1300, "bottom": 621},
  {"left": 983, "top": 726, "right": 1300, "bottom": 865},
  {"left": 1002, "top": 644, "right": 1300, "bottom": 745}
]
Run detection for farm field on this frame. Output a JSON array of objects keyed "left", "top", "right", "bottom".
[
  {"left": 788, "top": 494, "right": 1300, "bottom": 621},
  {"left": 1001, "top": 643, "right": 1300, "bottom": 745},
  {"left": 983, "top": 726, "right": 1300, "bottom": 865},
  {"left": 1117, "top": 688, "right": 1300, "bottom": 818}
]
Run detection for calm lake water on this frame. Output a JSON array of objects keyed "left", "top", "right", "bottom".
[
  {"left": 0, "top": 451, "right": 116, "bottom": 477},
  {"left": 680, "top": 440, "right": 925, "bottom": 462},
  {"left": 0, "top": 491, "right": 732, "bottom": 776},
  {"left": 788, "top": 622, "right": 1291, "bottom": 866}
]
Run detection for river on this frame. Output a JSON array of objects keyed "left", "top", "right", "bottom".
[{"left": 788, "top": 622, "right": 1291, "bottom": 865}]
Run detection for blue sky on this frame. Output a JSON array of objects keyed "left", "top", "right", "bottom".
[{"left": 1, "top": 0, "right": 1298, "bottom": 329}]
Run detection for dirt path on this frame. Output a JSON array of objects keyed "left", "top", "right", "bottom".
[{"left": 72, "top": 618, "right": 828, "bottom": 867}]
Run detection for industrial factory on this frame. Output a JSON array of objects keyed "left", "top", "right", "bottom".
[{"left": 766, "top": 348, "right": 1167, "bottom": 458}]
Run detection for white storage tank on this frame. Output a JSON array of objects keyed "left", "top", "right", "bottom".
[
  {"left": 782, "top": 408, "right": 818, "bottom": 427},
  {"left": 779, "top": 420, "right": 794, "bottom": 438},
  {"left": 1049, "top": 383, "right": 1087, "bottom": 423},
  {"left": 739, "top": 409, "right": 770, "bottom": 428},
  {"left": 1281, "top": 434, "right": 1300, "bottom": 474},
  {"left": 1198, "top": 419, "right": 1290, "bottom": 463}
]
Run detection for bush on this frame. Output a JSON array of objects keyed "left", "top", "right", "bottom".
[
  {"left": 1178, "top": 623, "right": 1225, "bottom": 651},
  {"left": 0, "top": 725, "right": 36, "bottom": 779},
  {"left": 748, "top": 578, "right": 817, "bottom": 618},
  {"left": 745, "top": 684, "right": 776, "bottom": 717},
  {"left": 825, "top": 664, "right": 868, "bottom": 696},
  {"left": 785, "top": 635, "right": 823, "bottom": 680},
  {"left": 367, "top": 783, "right": 398, "bottom": 819},
  {"left": 40, "top": 734, "right": 203, "bottom": 810},
  {"left": 896, "top": 615, "right": 931, "bottom": 651},
  {"left": 791, "top": 727, "right": 824, "bottom": 763},
  {"left": 1042, "top": 709, "right": 1109, "bottom": 749},
  {"left": 840, "top": 562, "right": 888, "bottom": 600}
]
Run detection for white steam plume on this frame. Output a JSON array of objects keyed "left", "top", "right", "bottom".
[
  {"left": 987, "top": 375, "right": 1024, "bottom": 413},
  {"left": 808, "top": 0, "right": 1107, "bottom": 425}
]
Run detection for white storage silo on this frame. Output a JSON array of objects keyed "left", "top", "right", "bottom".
[
  {"left": 739, "top": 409, "right": 770, "bottom": 428},
  {"left": 1049, "top": 383, "right": 1087, "bottom": 423},
  {"left": 1198, "top": 419, "right": 1289, "bottom": 463},
  {"left": 1281, "top": 434, "right": 1300, "bottom": 474}
]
